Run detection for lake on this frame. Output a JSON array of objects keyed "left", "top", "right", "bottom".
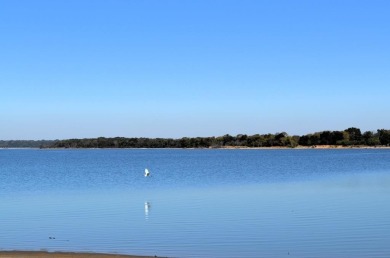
[{"left": 1, "top": 149, "right": 390, "bottom": 257}]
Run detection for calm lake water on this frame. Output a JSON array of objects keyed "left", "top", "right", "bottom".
[{"left": 1, "top": 149, "right": 390, "bottom": 257}]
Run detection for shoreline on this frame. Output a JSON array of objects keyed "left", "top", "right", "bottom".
[
  {"left": 0, "top": 251, "right": 163, "bottom": 258},
  {"left": 1, "top": 145, "right": 390, "bottom": 150},
  {"left": 220, "top": 145, "right": 390, "bottom": 149}
]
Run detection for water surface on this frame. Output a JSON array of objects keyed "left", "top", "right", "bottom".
[{"left": 1, "top": 149, "right": 390, "bottom": 257}]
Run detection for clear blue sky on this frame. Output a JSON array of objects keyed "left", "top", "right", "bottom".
[{"left": 1, "top": 0, "right": 389, "bottom": 140}]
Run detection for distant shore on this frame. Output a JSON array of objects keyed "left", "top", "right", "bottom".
[
  {"left": 2, "top": 128, "right": 390, "bottom": 149},
  {"left": 1, "top": 145, "right": 390, "bottom": 150},
  {"left": 0, "top": 251, "right": 162, "bottom": 258},
  {"left": 219, "top": 145, "right": 390, "bottom": 149}
]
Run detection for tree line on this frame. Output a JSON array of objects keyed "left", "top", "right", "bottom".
[
  {"left": 45, "top": 127, "right": 390, "bottom": 148},
  {"left": 0, "top": 140, "right": 55, "bottom": 148}
]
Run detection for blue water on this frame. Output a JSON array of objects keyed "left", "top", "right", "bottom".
[{"left": 1, "top": 149, "right": 390, "bottom": 257}]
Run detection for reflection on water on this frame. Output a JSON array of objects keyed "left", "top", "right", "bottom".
[
  {"left": 1, "top": 173, "right": 390, "bottom": 257},
  {"left": 144, "top": 201, "right": 151, "bottom": 220}
]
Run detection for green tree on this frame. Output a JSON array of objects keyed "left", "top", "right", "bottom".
[
  {"left": 222, "top": 134, "right": 234, "bottom": 146},
  {"left": 363, "top": 131, "right": 380, "bottom": 146},
  {"left": 345, "top": 127, "right": 362, "bottom": 144},
  {"left": 320, "top": 131, "right": 332, "bottom": 145},
  {"left": 309, "top": 133, "right": 320, "bottom": 145},
  {"left": 298, "top": 135, "right": 309, "bottom": 146},
  {"left": 378, "top": 129, "right": 390, "bottom": 145}
]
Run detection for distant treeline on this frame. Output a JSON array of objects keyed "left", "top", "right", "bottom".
[
  {"left": 0, "top": 140, "right": 56, "bottom": 148},
  {"left": 46, "top": 127, "right": 390, "bottom": 149}
]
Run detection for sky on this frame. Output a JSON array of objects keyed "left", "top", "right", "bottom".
[{"left": 1, "top": 0, "right": 389, "bottom": 140}]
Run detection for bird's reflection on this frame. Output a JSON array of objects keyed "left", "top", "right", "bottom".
[{"left": 144, "top": 201, "right": 151, "bottom": 220}]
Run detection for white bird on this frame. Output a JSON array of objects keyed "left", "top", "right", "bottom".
[{"left": 144, "top": 168, "right": 150, "bottom": 177}]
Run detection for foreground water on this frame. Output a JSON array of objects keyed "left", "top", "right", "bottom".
[{"left": 0, "top": 149, "right": 390, "bottom": 258}]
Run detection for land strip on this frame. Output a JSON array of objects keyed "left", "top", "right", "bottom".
[{"left": 0, "top": 251, "right": 162, "bottom": 258}]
